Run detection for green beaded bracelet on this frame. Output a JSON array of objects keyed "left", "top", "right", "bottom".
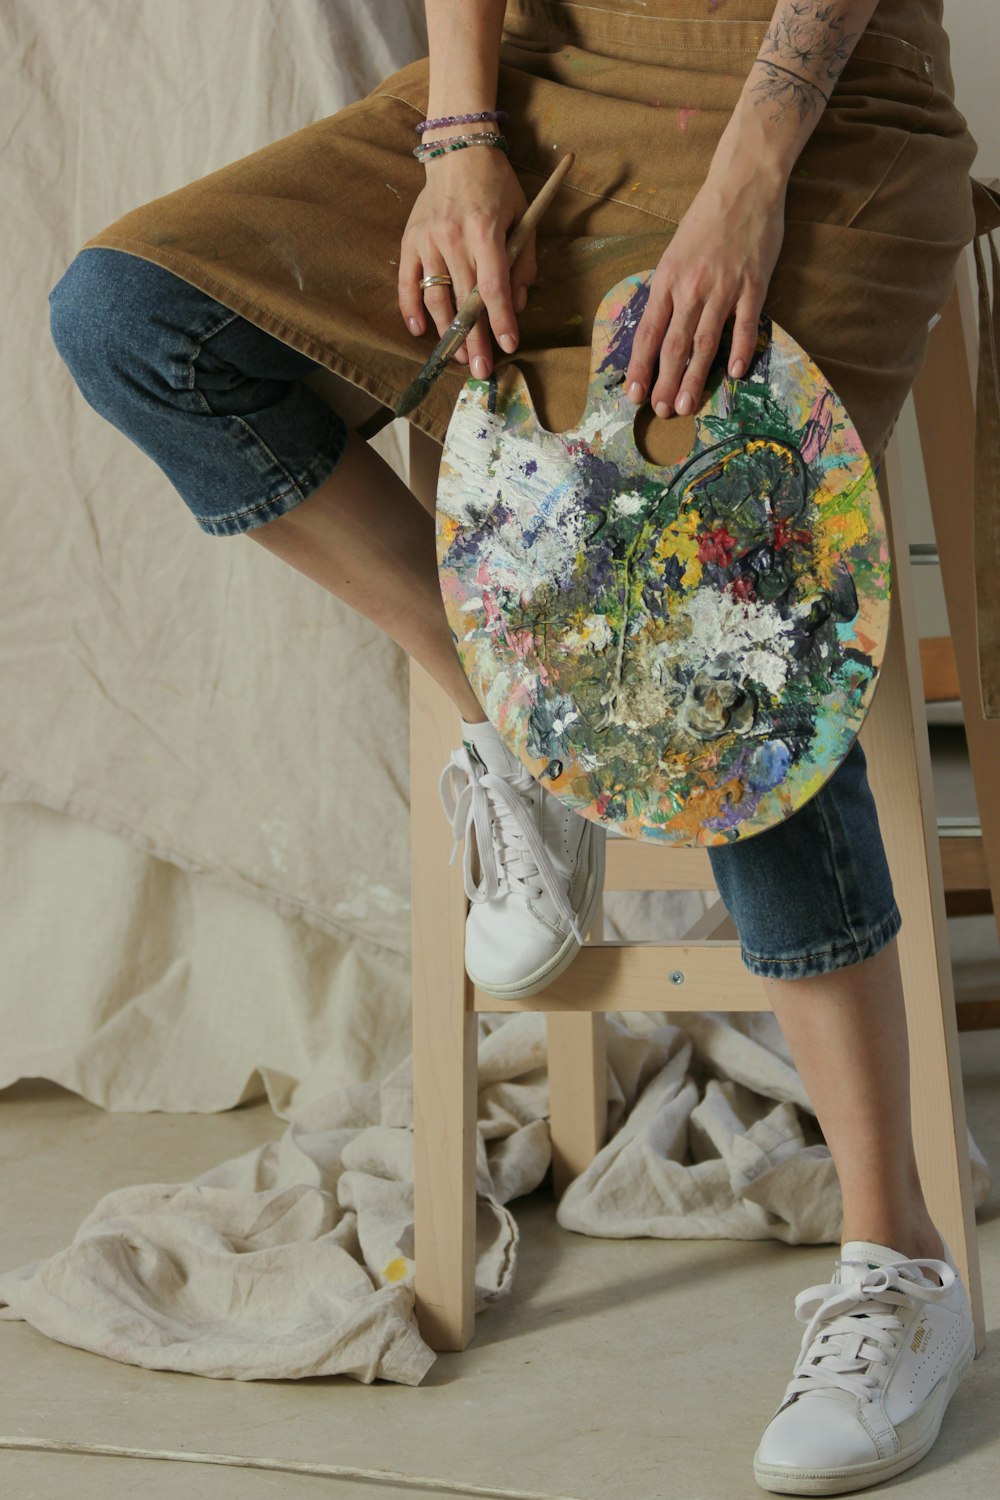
[{"left": 413, "top": 131, "right": 510, "bottom": 163}]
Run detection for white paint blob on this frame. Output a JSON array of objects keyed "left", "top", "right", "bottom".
[{"left": 679, "top": 588, "right": 795, "bottom": 696}]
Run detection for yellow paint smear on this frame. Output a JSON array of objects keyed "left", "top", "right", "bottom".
[{"left": 821, "top": 507, "right": 868, "bottom": 552}]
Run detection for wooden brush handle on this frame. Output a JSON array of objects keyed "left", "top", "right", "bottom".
[{"left": 504, "top": 149, "right": 575, "bottom": 268}]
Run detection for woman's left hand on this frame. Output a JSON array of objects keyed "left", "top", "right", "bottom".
[{"left": 625, "top": 163, "right": 788, "bottom": 419}]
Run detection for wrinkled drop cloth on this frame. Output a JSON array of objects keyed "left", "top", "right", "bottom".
[{"left": 1, "top": 1007, "right": 989, "bottom": 1386}]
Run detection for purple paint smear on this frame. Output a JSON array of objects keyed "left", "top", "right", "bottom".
[{"left": 596, "top": 281, "right": 650, "bottom": 382}]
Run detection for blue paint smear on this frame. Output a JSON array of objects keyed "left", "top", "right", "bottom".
[{"left": 745, "top": 739, "right": 792, "bottom": 793}]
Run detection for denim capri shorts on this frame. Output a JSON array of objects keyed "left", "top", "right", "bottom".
[
  {"left": 48, "top": 245, "right": 902, "bottom": 980},
  {"left": 49, "top": 247, "right": 350, "bottom": 537}
]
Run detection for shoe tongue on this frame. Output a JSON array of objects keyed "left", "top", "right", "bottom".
[
  {"left": 461, "top": 719, "right": 522, "bottom": 778},
  {"left": 836, "top": 1240, "right": 914, "bottom": 1288}
]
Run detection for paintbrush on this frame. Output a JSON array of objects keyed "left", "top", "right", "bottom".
[{"left": 356, "top": 150, "right": 575, "bottom": 442}]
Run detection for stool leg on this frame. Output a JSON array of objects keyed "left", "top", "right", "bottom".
[
  {"left": 410, "top": 656, "right": 477, "bottom": 1351},
  {"left": 912, "top": 277, "right": 1000, "bottom": 952},
  {"left": 861, "top": 451, "right": 986, "bottom": 1353},
  {"left": 547, "top": 889, "right": 609, "bottom": 1197},
  {"left": 547, "top": 1012, "right": 609, "bottom": 1198}
]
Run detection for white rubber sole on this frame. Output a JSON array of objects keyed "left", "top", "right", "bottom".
[
  {"left": 467, "top": 821, "right": 606, "bottom": 1001},
  {"left": 753, "top": 1331, "right": 976, "bottom": 1496}
]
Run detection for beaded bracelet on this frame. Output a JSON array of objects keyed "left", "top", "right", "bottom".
[
  {"left": 414, "top": 131, "right": 510, "bottom": 163},
  {"left": 415, "top": 132, "right": 510, "bottom": 163},
  {"left": 415, "top": 109, "right": 507, "bottom": 135},
  {"left": 413, "top": 128, "right": 506, "bottom": 154}
]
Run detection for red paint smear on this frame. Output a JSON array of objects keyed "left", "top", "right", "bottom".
[{"left": 698, "top": 524, "right": 736, "bottom": 566}]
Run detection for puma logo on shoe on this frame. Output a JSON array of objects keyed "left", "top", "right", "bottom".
[{"left": 911, "top": 1316, "right": 931, "bottom": 1354}]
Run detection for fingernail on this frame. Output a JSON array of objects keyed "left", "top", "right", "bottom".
[
  {"left": 473, "top": 355, "right": 489, "bottom": 378},
  {"left": 627, "top": 381, "right": 644, "bottom": 403},
  {"left": 655, "top": 401, "right": 671, "bottom": 419},
  {"left": 730, "top": 358, "right": 745, "bottom": 378},
  {"left": 407, "top": 317, "right": 421, "bottom": 334},
  {"left": 675, "top": 391, "right": 692, "bottom": 415},
  {"left": 499, "top": 333, "right": 517, "bottom": 354},
  {"left": 515, "top": 287, "right": 528, "bottom": 312}
]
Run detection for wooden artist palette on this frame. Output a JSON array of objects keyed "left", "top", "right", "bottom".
[{"left": 435, "top": 270, "right": 891, "bottom": 846}]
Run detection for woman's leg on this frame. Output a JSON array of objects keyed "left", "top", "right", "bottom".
[
  {"left": 48, "top": 247, "right": 602, "bottom": 997},
  {"left": 49, "top": 249, "right": 486, "bottom": 725},
  {"left": 245, "top": 421, "right": 488, "bottom": 726},
  {"left": 762, "top": 938, "right": 944, "bottom": 1263},
  {"left": 706, "top": 738, "right": 946, "bottom": 1256},
  {"left": 723, "top": 748, "right": 976, "bottom": 1493}
]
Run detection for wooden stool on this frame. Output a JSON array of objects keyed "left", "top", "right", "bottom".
[{"left": 406, "top": 259, "right": 989, "bottom": 1357}]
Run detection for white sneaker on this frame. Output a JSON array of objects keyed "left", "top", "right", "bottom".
[
  {"left": 438, "top": 717, "right": 605, "bottom": 1000},
  {"left": 754, "top": 1237, "right": 976, "bottom": 1495}
]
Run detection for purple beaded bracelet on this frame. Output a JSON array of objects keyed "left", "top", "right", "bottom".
[{"left": 415, "top": 109, "right": 507, "bottom": 135}]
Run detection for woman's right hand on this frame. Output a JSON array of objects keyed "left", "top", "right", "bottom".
[{"left": 398, "top": 146, "right": 537, "bottom": 379}]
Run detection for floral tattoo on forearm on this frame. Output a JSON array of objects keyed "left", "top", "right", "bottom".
[{"left": 752, "top": 1, "right": 864, "bottom": 123}]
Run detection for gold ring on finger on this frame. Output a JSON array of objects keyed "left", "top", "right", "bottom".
[{"left": 419, "top": 274, "right": 453, "bottom": 289}]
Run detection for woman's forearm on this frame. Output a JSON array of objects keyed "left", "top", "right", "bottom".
[
  {"left": 423, "top": 0, "right": 508, "bottom": 140},
  {"left": 709, "top": 0, "right": 881, "bottom": 190}
]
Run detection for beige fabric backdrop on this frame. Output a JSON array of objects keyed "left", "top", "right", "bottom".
[
  {"left": 3, "top": 0, "right": 422, "bottom": 965},
  {"left": 0, "top": 0, "right": 701, "bottom": 1114},
  {"left": 0, "top": 0, "right": 442, "bottom": 1137}
]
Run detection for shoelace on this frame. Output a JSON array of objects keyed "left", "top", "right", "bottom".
[
  {"left": 782, "top": 1256, "right": 956, "bottom": 1406},
  {"left": 438, "top": 745, "right": 588, "bottom": 947}
]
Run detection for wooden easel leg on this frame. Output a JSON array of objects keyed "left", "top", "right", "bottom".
[{"left": 861, "top": 448, "right": 986, "bottom": 1353}]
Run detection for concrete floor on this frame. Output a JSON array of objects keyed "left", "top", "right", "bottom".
[{"left": 1, "top": 724, "right": 998, "bottom": 1499}]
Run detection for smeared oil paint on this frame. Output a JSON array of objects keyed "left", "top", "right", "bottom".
[
  {"left": 677, "top": 105, "right": 701, "bottom": 131},
  {"left": 436, "top": 270, "right": 889, "bottom": 846}
]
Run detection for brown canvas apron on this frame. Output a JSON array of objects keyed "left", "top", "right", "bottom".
[{"left": 79, "top": 0, "right": 1000, "bottom": 714}]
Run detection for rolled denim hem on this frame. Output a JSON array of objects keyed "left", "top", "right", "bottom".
[
  {"left": 738, "top": 904, "right": 903, "bottom": 981},
  {"left": 192, "top": 438, "right": 348, "bottom": 537}
]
